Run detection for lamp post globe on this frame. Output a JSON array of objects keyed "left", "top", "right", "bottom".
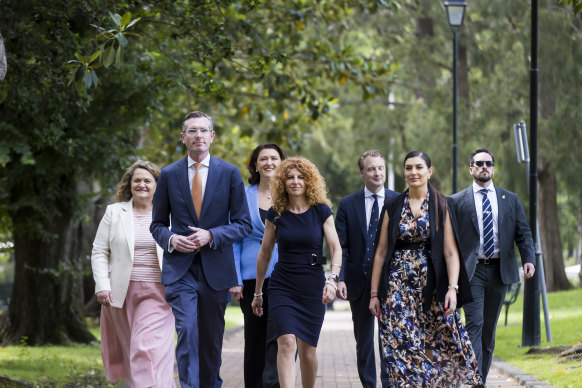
[{"left": 444, "top": 0, "right": 468, "bottom": 28}]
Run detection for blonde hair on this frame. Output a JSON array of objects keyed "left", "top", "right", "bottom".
[
  {"left": 112, "top": 160, "right": 161, "bottom": 203},
  {"left": 270, "top": 157, "right": 332, "bottom": 214}
]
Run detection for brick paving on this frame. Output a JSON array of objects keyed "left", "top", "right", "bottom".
[{"left": 219, "top": 301, "right": 553, "bottom": 387}]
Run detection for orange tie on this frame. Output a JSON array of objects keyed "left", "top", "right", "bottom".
[{"left": 192, "top": 163, "right": 203, "bottom": 219}]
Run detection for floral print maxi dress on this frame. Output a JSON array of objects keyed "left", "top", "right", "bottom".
[{"left": 379, "top": 193, "right": 482, "bottom": 387}]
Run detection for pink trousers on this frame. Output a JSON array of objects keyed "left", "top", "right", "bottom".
[{"left": 100, "top": 281, "right": 176, "bottom": 388}]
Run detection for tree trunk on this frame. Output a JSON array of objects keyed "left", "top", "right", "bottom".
[
  {"left": 0, "top": 30, "right": 6, "bottom": 81},
  {"left": 537, "top": 161, "right": 573, "bottom": 291},
  {"left": 0, "top": 180, "right": 95, "bottom": 345},
  {"left": 578, "top": 203, "right": 582, "bottom": 288}
]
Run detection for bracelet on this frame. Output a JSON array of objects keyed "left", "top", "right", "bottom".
[
  {"left": 331, "top": 263, "right": 342, "bottom": 268},
  {"left": 253, "top": 292, "right": 263, "bottom": 299},
  {"left": 448, "top": 284, "right": 459, "bottom": 292},
  {"left": 370, "top": 291, "right": 378, "bottom": 297},
  {"left": 325, "top": 280, "right": 337, "bottom": 290},
  {"left": 370, "top": 295, "right": 379, "bottom": 299}
]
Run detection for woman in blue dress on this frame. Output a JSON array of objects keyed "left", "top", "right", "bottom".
[
  {"left": 232, "top": 143, "right": 286, "bottom": 387},
  {"left": 252, "top": 157, "right": 342, "bottom": 388},
  {"left": 369, "top": 151, "right": 482, "bottom": 387}
]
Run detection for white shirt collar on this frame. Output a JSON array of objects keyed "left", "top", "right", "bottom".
[
  {"left": 188, "top": 153, "right": 210, "bottom": 168},
  {"left": 472, "top": 181, "right": 495, "bottom": 194},
  {"left": 364, "top": 186, "right": 385, "bottom": 199}
]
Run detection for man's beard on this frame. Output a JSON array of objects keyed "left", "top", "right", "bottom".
[{"left": 475, "top": 174, "right": 491, "bottom": 183}]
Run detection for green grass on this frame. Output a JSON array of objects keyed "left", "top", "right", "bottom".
[
  {"left": 0, "top": 305, "right": 243, "bottom": 387},
  {"left": 0, "top": 341, "right": 118, "bottom": 387},
  {"left": 225, "top": 303, "right": 244, "bottom": 331},
  {"left": 493, "top": 287, "right": 582, "bottom": 388}
]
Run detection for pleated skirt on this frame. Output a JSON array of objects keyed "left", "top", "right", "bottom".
[{"left": 100, "top": 281, "right": 176, "bottom": 388}]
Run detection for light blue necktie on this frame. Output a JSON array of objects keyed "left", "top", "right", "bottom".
[
  {"left": 480, "top": 188, "right": 494, "bottom": 258},
  {"left": 363, "top": 194, "right": 379, "bottom": 275}
]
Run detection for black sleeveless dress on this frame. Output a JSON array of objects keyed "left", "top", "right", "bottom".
[{"left": 266, "top": 204, "right": 333, "bottom": 347}]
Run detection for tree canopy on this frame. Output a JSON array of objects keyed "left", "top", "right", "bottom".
[
  {"left": 0, "top": 0, "right": 579, "bottom": 345},
  {"left": 0, "top": 0, "right": 399, "bottom": 344}
]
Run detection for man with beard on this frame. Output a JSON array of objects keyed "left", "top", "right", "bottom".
[{"left": 448, "top": 147, "right": 535, "bottom": 384}]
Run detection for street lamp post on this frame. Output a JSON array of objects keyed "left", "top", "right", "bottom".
[{"left": 444, "top": 0, "right": 467, "bottom": 194}]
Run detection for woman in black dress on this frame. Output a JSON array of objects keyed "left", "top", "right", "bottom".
[{"left": 252, "top": 157, "right": 342, "bottom": 388}]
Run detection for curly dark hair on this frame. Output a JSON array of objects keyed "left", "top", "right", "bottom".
[
  {"left": 112, "top": 160, "right": 161, "bottom": 203},
  {"left": 247, "top": 143, "right": 287, "bottom": 185}
]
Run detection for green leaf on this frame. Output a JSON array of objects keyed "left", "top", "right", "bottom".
[
  {"left": 20, "top": 153, "right": 35, "bottom": 165},
  {"left": 89, "top": 50, "right": 101, "bottom": 63},
  {"left": 126, "top": 17, "right": 141, "bottom": 29},
  {"left": 575, "top": 1, "right": 582, "bottom": 14},
  {"left": 104, "top": 44, "right": 116, "bottom": 68},
  {"left": 90, "top": 24, "right": 106, "bottom": 33},
  {"left": 116, "top": 33, "right": 128, "bottom": 48},
  {"left": 116, "top": 45, "right": 124, "bottom": 66},
  {"left": 83, "top": 71, "right": 93, "bottom": 89},
  {"left": 67, "top": 69, "right": 76, "bottom": 85},
  {"left": 74, "top": 53, "right": 86, "bottom": 63},
  {"left": 90, "top": 70, "right": 99, "bottom": 87},
  {"left": 121, "top": 12, "right": 132, "bottom": 27},
  {"left": 109, "top": 12, "right": 122, "bottom": 28}
]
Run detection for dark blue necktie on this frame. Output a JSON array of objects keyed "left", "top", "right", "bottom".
[
  {"left": 480, "top": 188, "right": 494, "bottom": 258},
  {"left": 363, "top": 194, "right": 379, "bottom": 274}
]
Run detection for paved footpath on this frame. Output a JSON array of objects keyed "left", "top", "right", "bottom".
[{"left": 219, "top": 302, "right": 554, "bottom": 388}]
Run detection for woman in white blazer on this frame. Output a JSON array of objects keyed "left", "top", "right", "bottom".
[{"left": 91, "top": 160, "right": 175, "bottom": 388}]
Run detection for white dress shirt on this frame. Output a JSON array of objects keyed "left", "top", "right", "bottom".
[
  {"left": 364, "top": 186, "right": 385, "bottom": 231},
  {"left": 472, "top": 182, "right": 500, "bottom": 258}
]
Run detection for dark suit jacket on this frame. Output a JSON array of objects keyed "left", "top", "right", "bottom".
[
  {"left": 448, "top": 185, "right": 535, "bottom": 284},
  {"left": 151, "top": 155, "right": 252, "bottom": 289},
  {"left": 381, "top": 189, "right": 473, "bottom": 312},
  {"left": 335, "top": 188, "right": 399, "bottom": 302}
]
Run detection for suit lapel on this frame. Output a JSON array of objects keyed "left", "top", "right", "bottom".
[
  {"left": 177, "top": 157, "right": 198, "bottom": 222},
  {"left": 495, "top": 186, "right": 506, "bottom": 248},
  {"left": 120, "top": 200, "right": 134, "bottom": 260},
  {"left": 465, "top": 187, "right": 479, "bottom": 234},
  {"left": 249, "top": 185, "right": 265, "bottom": 233},
  {"left": 356, "top": 189, "right": 367, "bottom": 241},
  {"left": 200, "top": 155, "right": 222, "bottom": 221}
]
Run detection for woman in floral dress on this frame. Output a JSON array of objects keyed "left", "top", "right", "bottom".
[{"left": 369, "top": 151, "right": 482, "bottom": 387}]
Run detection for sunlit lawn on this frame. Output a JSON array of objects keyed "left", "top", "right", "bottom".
[
  {"left": 0, "top": 304, "right": 244, "bottom": 387},
  {"left": 493, "top": 287, "right": 582, "bottom": 388}
]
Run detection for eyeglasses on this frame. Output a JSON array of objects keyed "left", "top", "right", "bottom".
[
  {"left": 473, "top": 160, "right": 494, "bottom": 167},
  {"left": 183, "top": 128, "right": 211, "bottom": 136}
]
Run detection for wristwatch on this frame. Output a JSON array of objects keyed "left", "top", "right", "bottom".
[{"left": 327, "top": 273, "right": 340, "bottom": 283}]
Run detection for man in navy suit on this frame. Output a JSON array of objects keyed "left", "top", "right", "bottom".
[
  {"left": 448, "top": 148, "right": 535, "bottom": 384},
  {"left": 335, "top": 150, "right": 398, "bottom": 388},
  {"left": 151, "top": 111, "right": 252, "bottom": 388}
]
